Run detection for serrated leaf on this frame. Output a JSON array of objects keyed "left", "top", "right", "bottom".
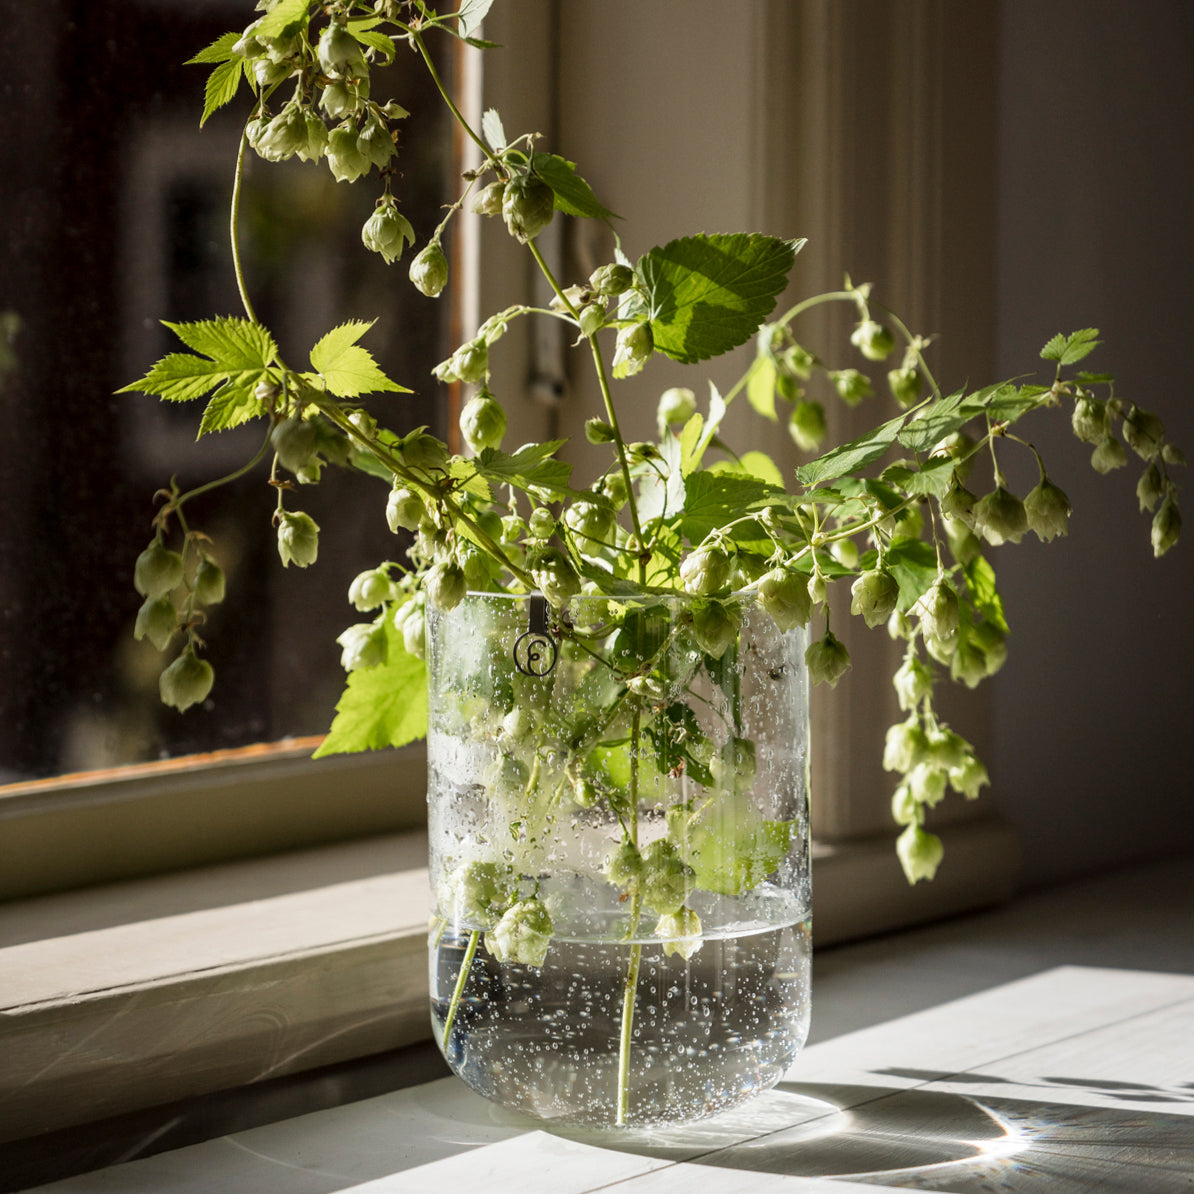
[
  {"left": 313, "top": 619, "right": 427, "bottom": 756},
  {"left": 680, "top": 472, "right": 784, "bottom": 542},
  {"left": 455, "top": 0, "right": 495, "bottom": 40},
  {"left": 482, "top": 107, "right": 506, "bottom": 151},
  {"left": 187, "top": 31, "right": 240, "bottom": 66},
  {"left": 745, "top": 355, "right": 779, "bottom": 420},
  {"left": 309, "top": 321, "right": 406, "bottom": 398},
  {"left": 881, "top": 454, "right": 957, "bottom": 500},
  {"left": 640, "top": 234, "right": 803, "bottom": 365},
  {"left": 636, "top": 430, "right": 686, "bottom": 525},
  {"left": 117, "top": 353, "right": 231, "bottom": 403},
  {"left": 962, "top": 553, "right": 1008, "bottom": 633},
  {"left": 256, "top": 0, "right": 311, "bottom": 38},
  {"left": 200, "top": 57, "right": 245, "bottom": 126},
  {"left": 475, "top": 442, "right": 573, "bottom": 498},
  {"left": 351, "top": 28, "right": 396, "bottom": 61},
  {"left": 165, "top": 317, "right": 277, "bottom": 371},
  {"left": 1041, "top": 327, "right": 1101, "bottom": 365},
  {"left": 885, "top": 536, "right": 939, "bottom": 612},
  {"left": 198, "top": 377, "right": 271, "bottom": 434},
  {"left": 796, "top": 410, "right": 910, "bottom": 488},
  {"left": 530, "top": 153, "right": 618, "bottom": 222}
]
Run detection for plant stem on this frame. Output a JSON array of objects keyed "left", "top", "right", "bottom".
[
  {"left": 616, "top": 941, "right": 643, "bottom": 1126},
  {"left": 230, "top": 130, "right": 260, "bottom": 327},
  {"left": 441, "top": 928, "right": 481, "bottom": 1051}
]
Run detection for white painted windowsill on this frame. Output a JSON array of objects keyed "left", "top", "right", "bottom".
[{"left": 0, "top": 819, "right": 1020, "bottom": 1146}]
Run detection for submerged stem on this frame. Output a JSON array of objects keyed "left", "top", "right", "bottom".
[
  {"left": 441, "top": 928, "right": 481, "bottom": 1052},
  {"left": 616, "top": 941, "right": 643, "bottom": 1126}
]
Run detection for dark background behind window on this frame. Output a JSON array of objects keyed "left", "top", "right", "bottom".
[{"left": 0, "top": 1, "right": 451, "bottom": 780}]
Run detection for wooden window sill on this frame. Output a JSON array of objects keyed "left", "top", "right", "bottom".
[{"left": 0, "top": 818, "right": 1019, "bottom": 1144}]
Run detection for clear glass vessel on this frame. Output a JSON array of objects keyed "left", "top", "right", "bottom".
[{"left": 426, "top": 591, "right": 811, "bottom": 1129}]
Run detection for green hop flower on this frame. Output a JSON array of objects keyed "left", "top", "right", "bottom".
[
  {"left": 563, "top": 498, "right": 613, "bottom": 547},
  {"left": 442, "top": 860, "right": 516, "bottom": 925},
  {"left": 949, "top": 755, "right": 989, "bottom": 800},
  {"left": 788, "top": 400, "right": 827, "bottom": 452},
  {"left": 297, "top": 110, "right": 327, "bottom": 162},
  {"left": 425, "top": 560, "right": 467, "bottom": 611},
  {"left": 1123, "top": 405, "right": 1166, "bottom": 462},
  {"left": 317, "top": 20, "right": 367, "bottom": 77},
  {"left": 589, "top": 262, "right": 634, "bottom": 296},
  {"left": 680, "top": 543, "right": 732, "bottom": 595},
  {"left": 134, "top": 595, "right": 177, "bottom": 652},
  {"left": 357, "top": 117, "right": 396, "bottom": 170},
  {"left": 134, "top": 539, "right": 184, "bottom": 599},
  {"left": 883, "top": 717, "right": 928, "bottom": 773},
  {"left": 585, "top": 418, "right": 615, "bottom": 445},
  {"left": 893, "top": 653, "right": 932, "bottom": 711},
  {"left": 896, "top": 823, "right": 944, "bottom": 884},
  {"left": 1071, "top": 395, "right": 1109, "bottom": 444},
  {"left": 656, "top": 906, "right": 703, "bottom": 959},
  {"left": 401, "top": 432, "right": 450, "bottom": 475},
  {"left": 578, "top": 303, "right": 606, "bottom": 338},
  {"left": 657, "top": 386, "right": 696, "bottom": 429},
  {"left": 941, "top": 481, "right": 978, "bottom": 527},
  {"left": 436, "top": 339, "right": 489, "bottom": 386},
  {"left": 386, "top": 485, "right": 424, "bottom": 533},
  {"left": 254, "top": 102, "right": 308, "bottom": 162},
  {"left": 159, "top": 645, "right": 215, "bottom": 713},
  {"left": 850, "top": 318, "right": 896, "bottom": 361},
  {"left": 605, "top": 841, "right": 643, "bottom": 888},
  {"left": 320, "top": 79, "right": 367, "bottom": 121},
  {"left": 276, "top": 510, "right": 319, "bottom": 568},
  {"left": 270, "top": 416, "right": 320, "bottom": 476},
  {"left": 361, "top": 201, "right": 415, "bottom": 262},
  {"left": 327, "top": 125, "right": 371, "bottom": 182},
  {"left": 612, "top": 320, "right": 653, "bottom": 377},
  {"left": 459, "top": 392, "right": 506, "bottom": 453},
  {"left": 805, "top": 630, "right": 851, "bottom": 688},
  {"left": 1137, "top": 464, "right": 1165, "bottom": 513},
  {"left": 888, "top": 366, "right": 923, "bottom": 408},
  {"left": 400, "top": 602, "right": 426, "bottom": 659},
  {"left": 1152, "top": 494, "right": 1181, "bottom": 557},
  {"left": 348, "top": 568, "right": 394, "bottom": 611},
  {"left": 891, "top": 782, "right": 917, "bottom": 826},
  {"left": 641, "top": 840, "right": 694, "bottom": 915},
  {"left": 530, "top": 546, "right": 581, "bottom": 608},
  {"left": 850, "top": 568, "right": 899, "bottom": 629},
  {"left": 973, "top": 486, "right": 1028, "bottom": 546},
  {"left": 336, "top": 621, "right": 387, "bottom": 671},
  {"left": 486, "top": 897, "right": 554, "bottom": 967},
  {"left": 192, "top": 557, "right": 226, "bottom": 605},
  {"left": 759, "top": 566, "right": 813, "bottom": 631},
  {"left": 690, "top": 599, "right": 740, "bottom": 659},
  {"left": 1024, "top": 477, "right": 1072, "bottom": 542},
  {"left": 949, "top": 634, "right": 989, "bottom": 688},
  {"left": 915, "top": 577, "right": 960, "bottom": 641},
  {"left": 472, "top": 179, "right": 506, "bottom": 216},
  {"left": 827, "top": 368, "right": 873, "bottom": 406},
  {"left": 527, "top": 507, "right": 556, "bottom": 540},
  {"left": 501, "top": 173, "right": 554, "bottom": 242},
  {"left": 907, "top": 762, "right": 947, "bottom": 807},
  {"left": 409, "top": 240, "right": 449, "bottom": 297},
  {"left": 1091, "top": 435, "right": 1127, "bottom": 474}
]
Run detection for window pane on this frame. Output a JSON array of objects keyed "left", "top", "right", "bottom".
[{"left": 0, "top": 1, "right": 451, "bottom": 781}]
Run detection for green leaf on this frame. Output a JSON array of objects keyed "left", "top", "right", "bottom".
[
  {"left": 199, "top": 57, "right": 245, "bottom": 126},
  {"left": 351, "top": 28, "right": 396, "bottom": 61},
  {"left": 481, "top": 108, "right": 506, "bottom": 151},
  {"left": 309, "top": 321, "right": 406, "bottom": 398},
  {"left": 885, "top": 536, "right": 939, "bottom": 612},
  {"left": 118, "top": 353, "right": 232, "bottom": 403},
  {"left": 256, "top": 0, "right": 311, "bottom": 39},
  {"left": 475, "top": 442, "right": 573, "bottom": 498},
  {"left": 962, "top": 553, "right": 1008, "bottom": 633},
  {"left": 734, "top": 451, "right": 785, "bottom": 488},
  {"left": 881, "top": 454, "right": 957, "bottom": 500},
  {"left": 1041, "top": 327, "right": 1101, "bottom": 365},
  {"left": 636, "top": 430, "right": 686, "bottom": 524},
  {"left": 796, "top": 410, "right": 910, "bottom": 488},
  {"left": 198, "top": 378, "right": 271, "bottom": 434},
  {"left": 640, "top": 234, "right": 803, "bottom": 365},
  {"left": 455, "top": 0, "right": 495, "bottom": 40},
  {"left": 187, "top": 31, "right": 240, "bottom": 65},
  {"left": 313, "top": 619, "right": 427, "bottom": 756},
  {"left": 530, "top": 153, "right": 618, "bottom": 222},
  {"left": 165, "top": 317, "right": 277, "bottom": 371},
  {"left": 745, "top": 354, "right": 779, "bottom": 420},
  {"left": 680, "top": 472, "right": 784, "bottom": 542}
]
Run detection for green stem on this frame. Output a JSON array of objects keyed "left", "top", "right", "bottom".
[
  {"left": 441, "top": 927, "right": 481, "bottom": 1051},
  {"left": 616, "top": 941, "right": 643, "bottom": 1126},
  {"left": 230, "top": 130, "right": 259, "bottom": 326},
  {"left": 411, "top": 29, "right": 499, "bottom": 169}
]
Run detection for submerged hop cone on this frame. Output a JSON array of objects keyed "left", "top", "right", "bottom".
[
  {"left": 657, "top": 907, "right": 703, "bottom": 960},
  {"left": 486, "top": 898, "right": 554, "bottom": 967}
]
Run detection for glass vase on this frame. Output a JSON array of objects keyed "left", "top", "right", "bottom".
[{"left": 425, "top": 590, "right": 811, "bottom": 1129}]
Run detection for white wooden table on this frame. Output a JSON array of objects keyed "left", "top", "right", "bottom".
[{"left": 24, "top": 966, "right": 1194, "bottom": 1193}]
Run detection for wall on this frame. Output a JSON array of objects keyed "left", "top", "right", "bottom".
[{"left": 993, "top": 0, "right": 1194, "bottom": 885}]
